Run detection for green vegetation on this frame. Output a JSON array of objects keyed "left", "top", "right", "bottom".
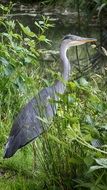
[{"left": 0, "top": 3, "right": 107, "bottom": 190}]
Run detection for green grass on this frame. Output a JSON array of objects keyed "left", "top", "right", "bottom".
[{"left": 1, "top": 76, "right": 107, "bottom": 189}]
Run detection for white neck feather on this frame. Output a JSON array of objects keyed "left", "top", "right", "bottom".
[{"left": 54, "top": 41, "right": 71, "bottom": 94}]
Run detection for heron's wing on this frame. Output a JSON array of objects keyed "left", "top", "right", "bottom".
[{"left": 4, "top": 87, "right": 56, "bottom": 158}]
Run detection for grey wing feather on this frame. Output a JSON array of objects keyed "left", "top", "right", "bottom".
[{"left": 4, "top": 87, "right": 56, "bottom": 158}]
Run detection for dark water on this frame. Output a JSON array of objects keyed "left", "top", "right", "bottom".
[
  {"left": 10, "top": 7, "right": 100, "bottom": 49},
  {"left": 9, "top": 5, "right": 105, "bottom": 76}
]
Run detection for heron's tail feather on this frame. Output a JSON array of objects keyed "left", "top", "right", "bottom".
[{"left": 4, "top": 125, "right": 43, "bottom": 158}]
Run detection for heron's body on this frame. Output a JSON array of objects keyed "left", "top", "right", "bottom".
[
  {"left": 4, "top": 34, "right": 96, "bottom": 158},
  {"left": 4, "top": 87, "right": 56, "bottom": 157}
]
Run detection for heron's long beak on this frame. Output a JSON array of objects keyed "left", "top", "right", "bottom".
[
  {"left": 79, "top": 37, "right": 97, "bottom": 43},
  {"left": 71, "top": 36, "right": 97, "bottom": 46}
]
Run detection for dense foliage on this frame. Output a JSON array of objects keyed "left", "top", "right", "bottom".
[{"left": 0, "top": 3, "right": 107, "bottom": 190}]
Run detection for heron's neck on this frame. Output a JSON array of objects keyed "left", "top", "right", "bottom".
[
  {"left": 54, "top": 42, "right": 71, "bottom": 94},
  {"left": 60, "top": 44, "right": 71, "bottom": 81}
]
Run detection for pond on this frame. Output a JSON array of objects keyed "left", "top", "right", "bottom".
[
  {"left": 10, "top": 4, "right": 100, "bottom": 47},
  {"left": 8, "top": 3, "right": 106, "bottom": 77}
]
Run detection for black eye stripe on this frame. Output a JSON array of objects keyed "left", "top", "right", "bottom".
[{"left": 63, "top": 35, "right": 71, "bottom": 40}]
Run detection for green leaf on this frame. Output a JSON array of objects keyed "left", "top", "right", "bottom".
[
  {"left": 95, "top": 158, "right": 107, "bottom": 168},
  {"left": 14, "top": 77, "right": 25, "bottom": 92},
  {"left": 0, "top": 57, "right": 9, "bottom": 65},
  {"left": 38, "top": 35, "right": 46, "bottom": 41},
  {"left": 85, "top": 115, "right": 93, "bottom": 125},
  {"left": 19, "top": 23, "right": 36, "bottom": 37},
  {"left": 88, "top": 165, "right": 106, "bottom": 173},
  {"left": 98, "top": 3, "right": 106, "bottom": 17},
  {"left": 49, "top": 134, "right": 67, "bottom": 147},
  {"left": 35, "top": 21, "right": 43, "bottom": 31},
  {"left": 79, "top": 77, "right": 89, "bottom": 86},
  {"left": 24, "top": 57, "right": 32, "bottom": 64}
]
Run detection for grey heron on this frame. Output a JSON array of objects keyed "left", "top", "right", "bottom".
[{"left": 4, "top": 34, "right": 96, "bottom": 158}]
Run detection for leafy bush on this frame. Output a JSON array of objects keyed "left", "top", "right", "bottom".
[{"left": 34, "top": 76, "right": 107, "bottom": 190}]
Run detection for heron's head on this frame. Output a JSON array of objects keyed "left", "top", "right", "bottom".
[{"left": 62, "top": 34, "right": 97, "bottom": 47}]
